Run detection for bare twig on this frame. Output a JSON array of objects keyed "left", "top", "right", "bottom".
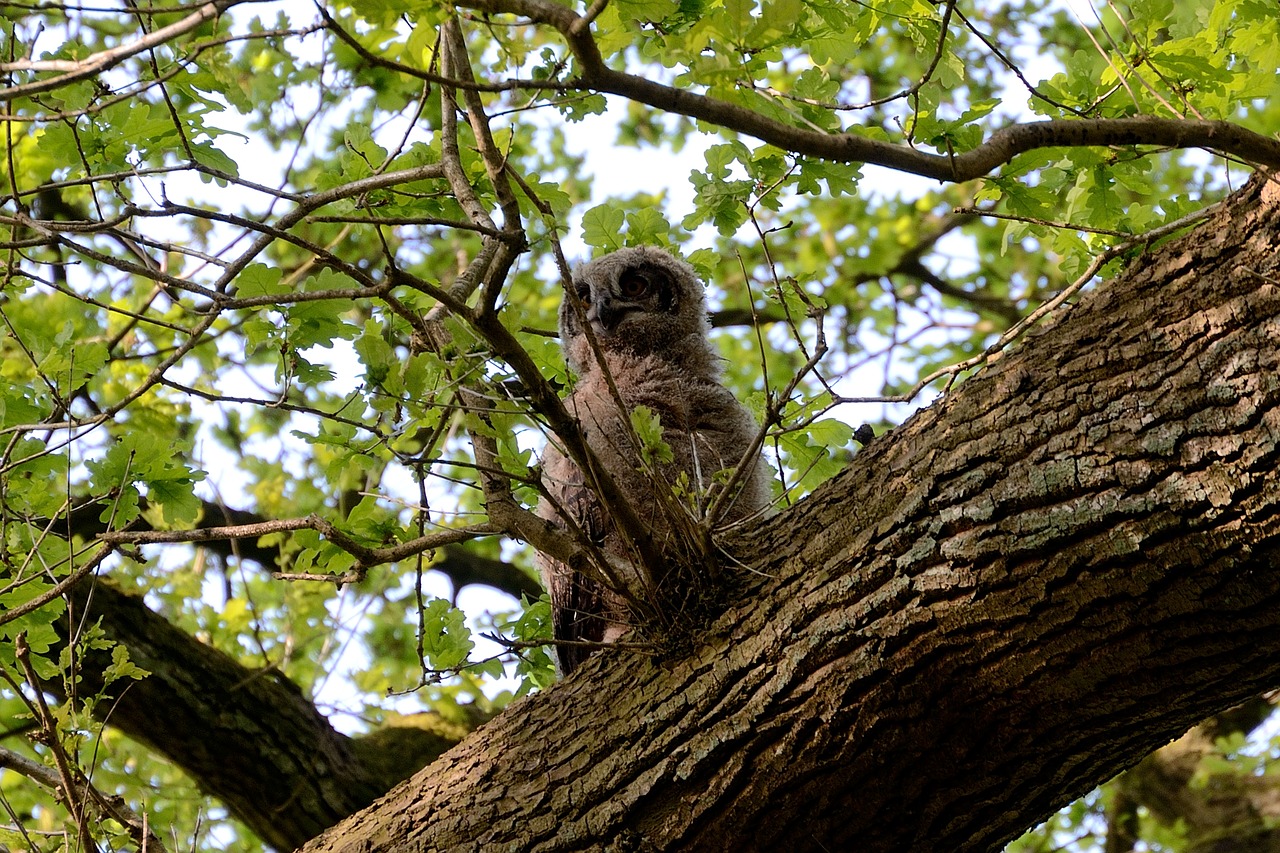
[
  {"left": 14, "top": 634, "right": 97, "bottom": 853},
  {"left": 11, "top": 636, "right": 170, "bottom": 853},
  {"left": 441, "top": 17, "right": 526, "bottom": 316},
  {"left": 0, "top": 542, "right": 115, "bottom": 627},
  {"left": 317, "top": 3, "right": 568, "bottom": 95}
]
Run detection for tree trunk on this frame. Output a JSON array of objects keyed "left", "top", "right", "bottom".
[{"left": 299, "top": 173, "right": 1280, "bottom": 852}]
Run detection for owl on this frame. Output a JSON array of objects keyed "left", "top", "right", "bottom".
[{"left": 535, "top": 246, "right": 772, "bottom": 675}]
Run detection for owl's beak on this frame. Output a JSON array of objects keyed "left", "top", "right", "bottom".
[{"left": 586, "top": 297, "right": 623, "bottom": 332}]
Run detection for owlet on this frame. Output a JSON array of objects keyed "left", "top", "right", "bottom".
[{"left": 535, "top": 246, "right": 771, "bottom": 674}]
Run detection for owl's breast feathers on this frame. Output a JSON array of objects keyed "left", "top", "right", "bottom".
[{"left": 559, "top": 356, "right": 766, "bottom": 522}]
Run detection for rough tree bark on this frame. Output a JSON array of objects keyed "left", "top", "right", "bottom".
[{"left": 298, "top": 172, "right": 1280, "bottom": 852}]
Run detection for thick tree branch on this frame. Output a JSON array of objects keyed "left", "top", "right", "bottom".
[
  {"left": 888, "top": 210, "right": 1025, "bottom": 325},
  {"left": 301, "top": 173, "right": 1280, "bottom": 852},
  {"left": 453, "top": 0, "right": 1280, "bottom": 178},
  {"left": 63, "top": 579, "right": 381, "bottom": 851},
  {"left": 899, "top": 255, "right": 1022, "bottom": 324}
]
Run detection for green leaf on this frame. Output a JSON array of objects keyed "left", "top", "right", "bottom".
[
  {"left": 355, "top": 320, "right": 397, "bottom": 385},
  {"left": 625, "top": 208, "right": 671, "bottom": 245},
  {"left": 582, "top": 203, "right": 626, "bottom": 250},
  {"left": 191, "top": 141, "right": 240, "bottom": 180},
  {"left": 421, "top": 599, "right": 474, "bottom": 670},
  {"left": 507, "top": 596, "right": 556, "bottom": 695},
  {"left": 102, "top": 644, "right": 151, "bottom": 685},
  {"left": 0, "top": 590, "right": 65, "bottom": 678},
  {"left": 236, "top": 263, "right": 287, "bottom": 299},
  {"left": 0, "top": 381, "right": 47, "bottom": 430},
  {"left": 147, "top": 477, "right": 203, "bottom": 527},
  {"left": 630, "top": 404, "right": 675, "bottom": 466},
  {"left": 615, "top": 0, "right": 679, "bottom": 23}
]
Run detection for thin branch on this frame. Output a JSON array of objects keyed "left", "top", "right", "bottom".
[
  {"left": 13, "top": 635, "right": 98, "bottom": 853},
  {"left": 95, "top": 514, "right": 501, "bottom": 581},
  {"left": 0, "top": 161, "right": 448, "bottom": 440},
  {"left": 96, "top": 516, "right": 320, "bottom": 545},
  {"left": 0, "top": 542, "right": 115, "bottom": 627},
  {"left": 468, "top": 289, "right": 670, "bottom": 586},
  {"left": 953, "top": 6, "right": 1094, "bottom": 118},
  {"left": 952, "top": 204, "right": 1133, "bottom": 237},
  {"left": 317, "top": 4, "right": 568, "bottom": 95},
  {"left": 461, "top": 388, "right": 642, "bottom": 607},
  {"left": 416, "top": 20, "right": 665, "bottom": 591},
  {"left": 443, "top": 17, "right": 525, "bottom": 316},
  {"left": 0, "top": 745, "right": 62, "bottom": 790},
  {"left": 756, "top": 0, "right": 953, "bottom": 117}
]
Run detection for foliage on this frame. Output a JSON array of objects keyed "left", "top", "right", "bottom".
[{"left": 0, "top": 0, "right": 1276, "bottom": 848}]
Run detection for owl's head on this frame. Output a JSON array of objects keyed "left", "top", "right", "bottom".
[{"left": 559, "top": 247, "right": 714, "bottom": 376}]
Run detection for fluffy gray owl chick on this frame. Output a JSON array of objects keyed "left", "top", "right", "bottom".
[{"left": 536, "top": 246, "right": 771, "bottom": 675}]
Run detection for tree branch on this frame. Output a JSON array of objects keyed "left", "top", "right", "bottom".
[
  {"left": 58, "top": 579, "right": 472, "bottom": 852},
  {"left": 54, "top": 497, "right": 543, "bottom": 599},
  {"left": 453, "top": 0, "right": 1280, "bottom": 178},
  {"left": 0, "top": 0, "right": 243, "bottom": 100}
]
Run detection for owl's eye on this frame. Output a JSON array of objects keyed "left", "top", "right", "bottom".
[{"left": 618, "top": 272, "right": 651, "bottom": 299}]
